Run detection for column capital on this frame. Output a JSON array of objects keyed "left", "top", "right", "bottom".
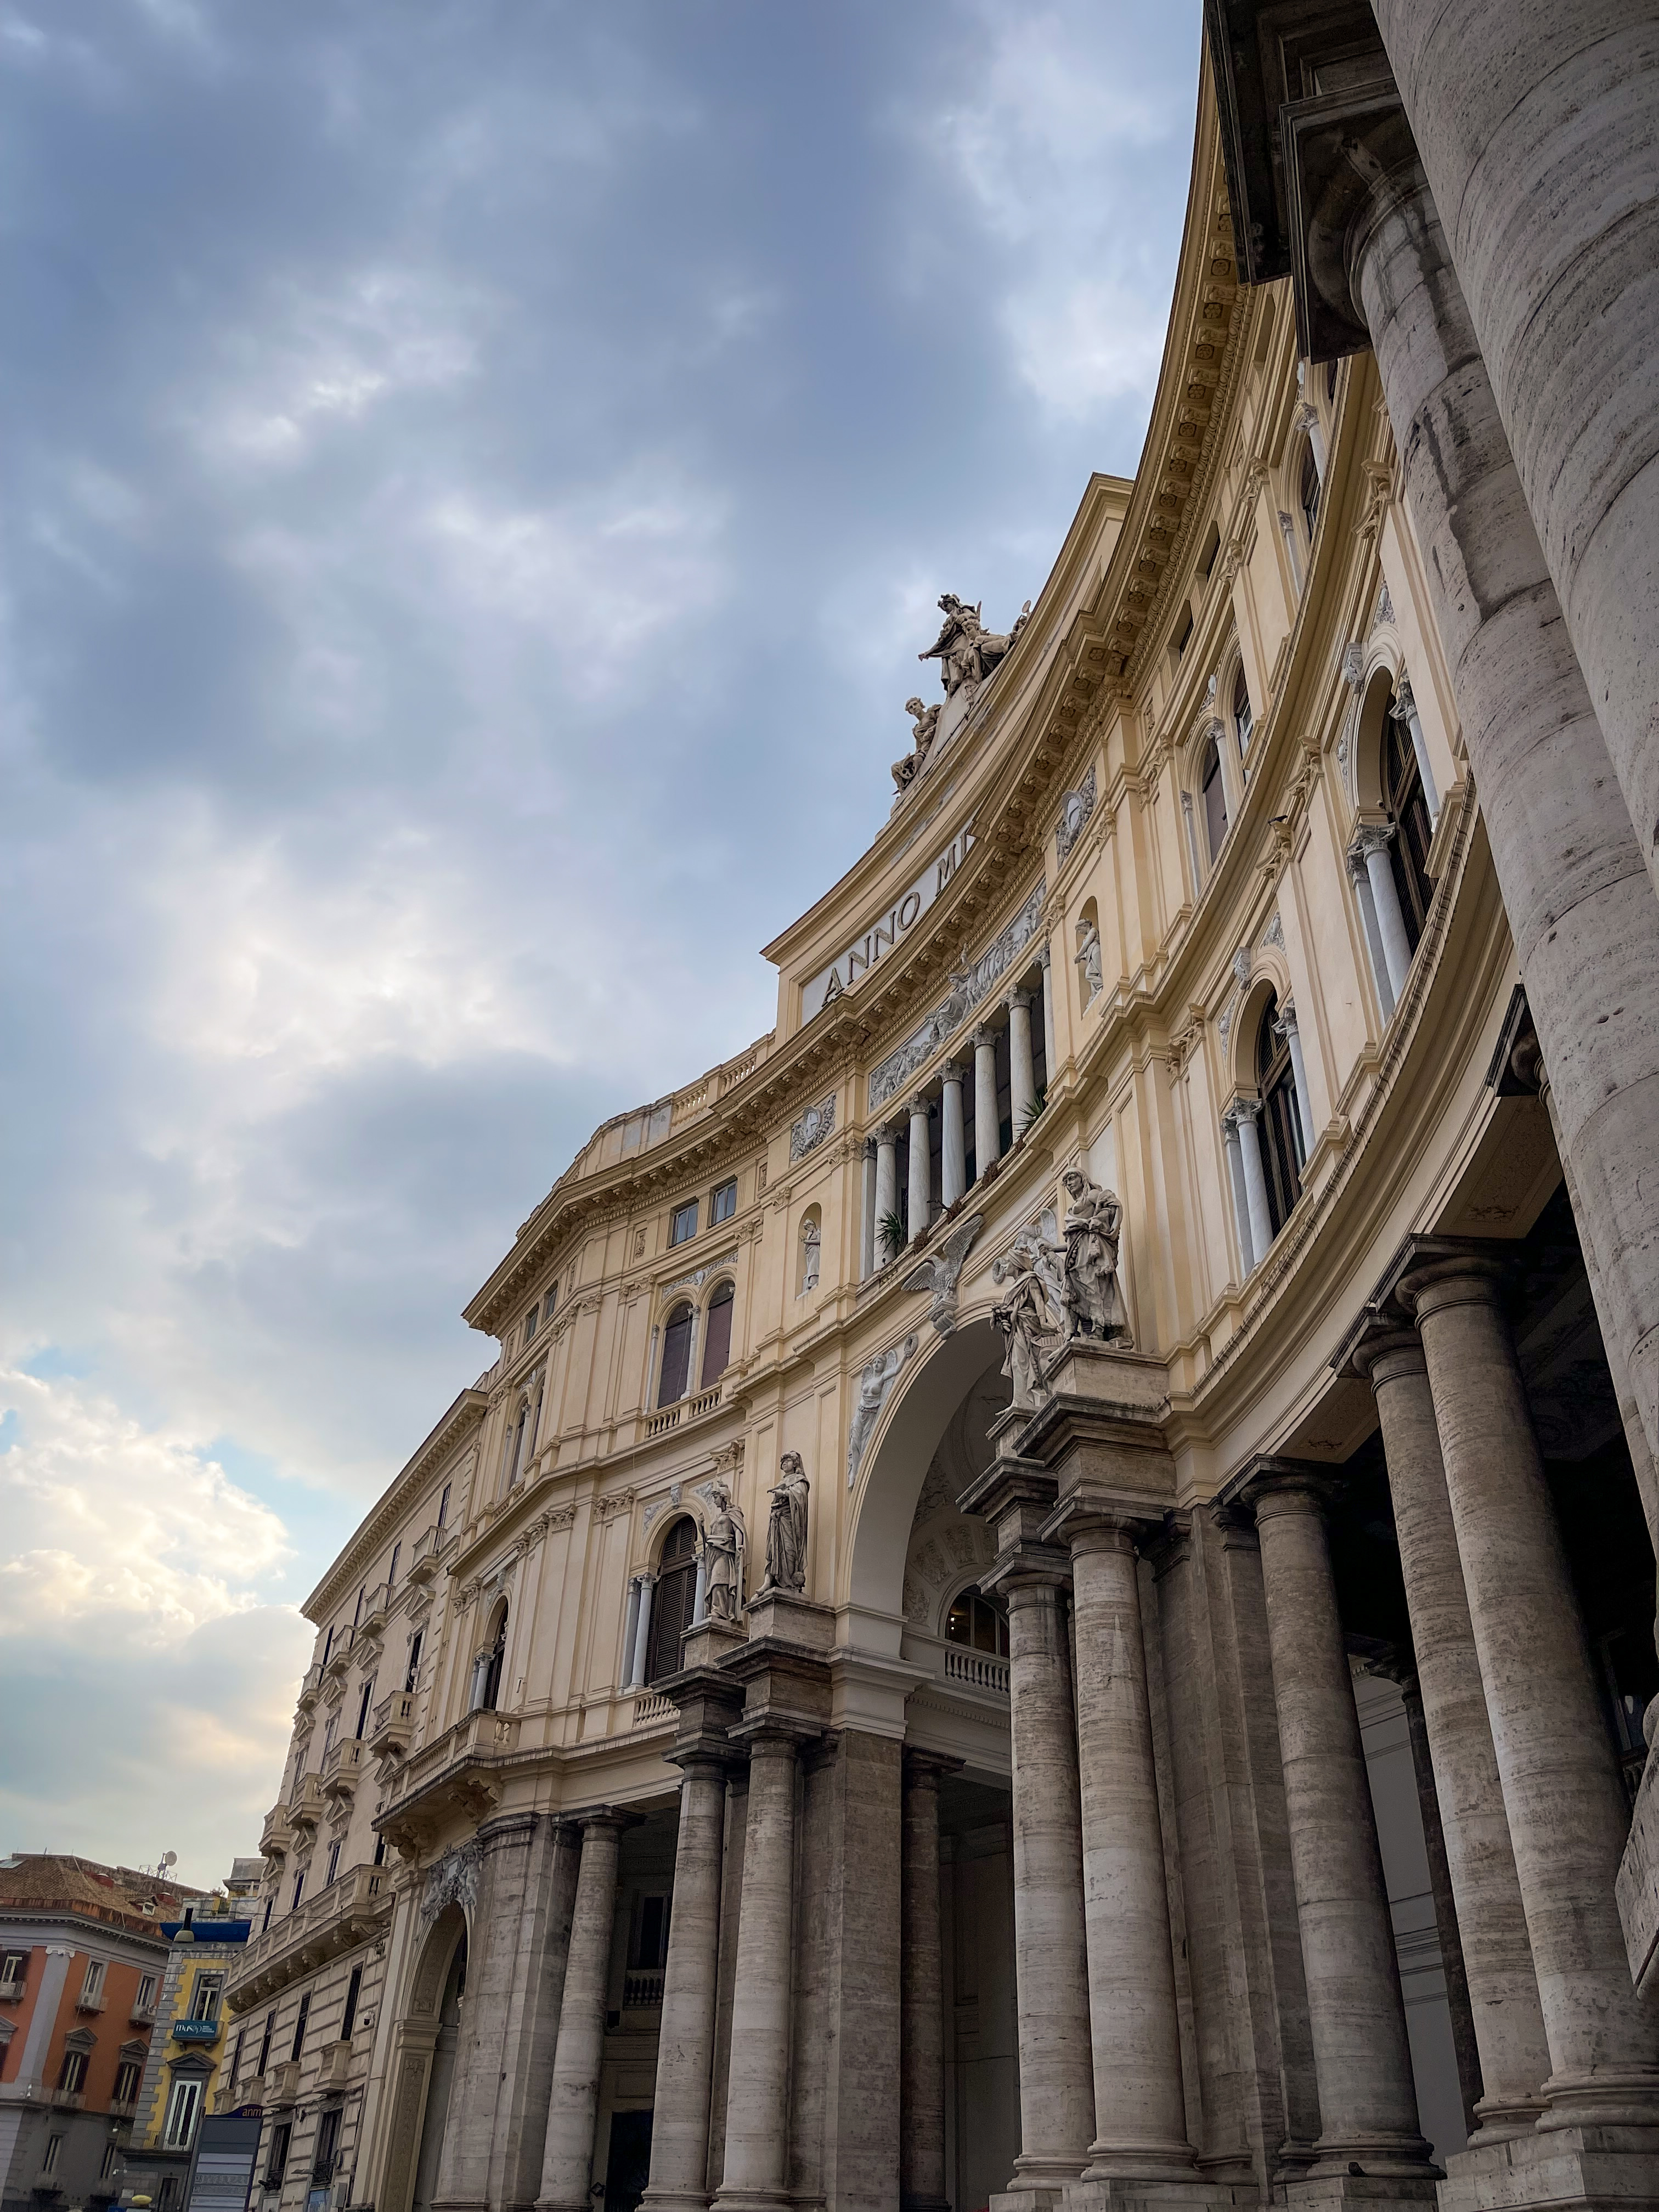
[
  {"left": 1142, "top": 1510, "right": 1192, "bottom": 1579},
  {"left": 729, "top": 1714, "right": 820, "bottom": 1756},
  {"left": 1390, "top": 671, "right": 1417, "bottom": 722},
  {"left": 1234, "top": 1454, "right": 1336, "bottom": 1525},
  {"left": 940, "top": 1059, "right": 965, "bottom": 1085},
  {"left": 1007, "top": 986, "right": 1035, "bottom": 1014},
  {"left": 862, "top": 1136, "right": 878, "bottom": 1161},
  {"left": 1273, "top": 1000, "right": 1300, "bottom": 1039},
  {"left": 907, "top": 1091, "right": 932, "bottom": 1120},
  {"left": 972, "top": 1022, "right": 998, "bottom": 1053},
  {"left": 1037, "top": 938, "right": 1052, "bottom": 972},
  {"left": 1350, "top": 820, "right": 1396, "bottom": 865},
  {"left": 1228, "top": 1093, "right": 1262, "bottom": 1128},
  {"left": 567, "top": 1804, "right": 644, "bottom": 1837},
  {"left": 981, "top": 1541, "right": 1075, "bottom": 1596},
  {"left": 1397, "top": 1257, "right": 1509, "bottom": 1324},
  {"left": 902, "top": 1746, "right": 964, "bottom": 1786}
]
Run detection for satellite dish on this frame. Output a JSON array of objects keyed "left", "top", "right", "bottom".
[{"left": 161, "top": 1852, "right": 178, "bottom": 1870}]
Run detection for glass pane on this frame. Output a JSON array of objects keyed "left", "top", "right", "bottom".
[
  {"left": 658, "top": 1309, "right": 693, "bottom": 1406},
  {"left": 946, "top": 1594, "right": 973, "bottom": 1645},
  {"left": 699, "top": 1289, "right": 733, "bottom": 1386}
]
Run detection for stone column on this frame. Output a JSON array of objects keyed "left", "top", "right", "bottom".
[
  {"left": 715, "top": 1731, "right": 800, "bottom": 2212},
  {"left": 1345, "top": 845, "right": 1395, "bottom": 1018},
  {"left": 1276, "top": 1004, "right": 1314, "bottom": 1161},
  {"left": 860, "top": 1140, "right": 878, "bottom": 1282},
  {"left": 1369, "top": 0, "right": 1659, "bottom": 918},
  {"left": 940, "top": 1063, "right": 967, "bottom": 1210},
  {"left": 874, "top": 1126, "right": 899, "bottom": 1266},
  {"left": 1357, "top": 1333, "right": 1550, "bottom": 2137},
  {"left": 997, "top": 1572, "right": 1094, "bottom": 2195},
  {"left": 1245, "top": 1469, "right": 1435, "bottom": 2176},
  {"left": 1060, "top": 1514, "right": 1197, "bottom": 2179},
  {"left": 1345, "top": 140, "right": 1659, "bottom": 1469},
  {"left": 1357, "top": 823, "right": 1414, "bottom": 1004},
  {"left": 1232, "top": 1101, "right": 1273, "bottom": 1265},
  {"left": 1007, "top": 990, "right": 1037, "bottom": 1131},
  {"left": 643, "top": 1758, "right": 729, "bottom": 2212},
  {"left": 1401, "top": 1260, "right": 1659, "bottom": 2119},
  {"left": 1038, "top": 941, "right": 1058, "bottom": 1076},
  {"left": 1397, "top": 1676, "right": 1485, "bottom": 2141},
  {"left": 623, "top": 1579, "right": 643, "bottom": 1687},
  {"left": 907, "top": 1093, "right": 931, "bottom": 1246},
  {"left": 537, "top": 1813, "right": 628, "bottom": 2212},
  {"left": 1221, "top": 1109, "right": 1255, "bottom": 1273},
  {"left": 630, "top": 1577, "right": 655, "bottom": 1689},
  {"left": 901, "top": 1751, "right": 956, "bottom": 2212},
  {"left": 973, "top": 1025, "right": 1000, "bottom": 1175},
  {"left": 1391, "top": 676, "right": 1438, "bottom": 825}
]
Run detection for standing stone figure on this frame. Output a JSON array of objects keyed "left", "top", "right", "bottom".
[
  {"left": 702, "top": 1480, "right": 747, "bottom": 1622},
  {"left": 1074, "top": 913, "right": 1103, "bottom": 1003},
  {"left": 991, "top": 1247, "right": 1059, "bottom": 1410},
  {"left": 891, "top": 697, "right": 943, "bottom": 798},
  {"left": 917, "top": 595, "right": 1029, "bottom": 697},
  {"left": 1057, "top": 1167, "right": 1130, "bottom": 1342},
  {"left": 760, "top": 1452, "right": 809, "bottom": 1594}
]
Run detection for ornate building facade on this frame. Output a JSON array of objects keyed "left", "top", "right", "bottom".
[{"left": 225, "top": 16, "right": 1659, "bottom": 2212}]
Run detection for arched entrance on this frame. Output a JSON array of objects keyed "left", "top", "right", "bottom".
[{"left": 378, "top": 1902, "right": 469, "bottom": 2212}]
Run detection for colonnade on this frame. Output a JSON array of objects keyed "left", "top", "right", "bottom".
[{"left": 861, "top": 953, "right": 1052, "bottom": 1279}]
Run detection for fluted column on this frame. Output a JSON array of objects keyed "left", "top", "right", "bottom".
[
  {"left": 998, "top": 1572, "right": 1093, "bottom": 2193},
  {"left": 874, "top": 1125, "right": 899, "bottom": 1266},
  {"left": 1245, "top": 1469, "right": 1435, "bottom": 2176},
  {"left": 1062, "top": 1515, "right": 1196, "bottom": 2179},
  {"left": 643, "top": 1758, "right": 729, "bottom": 2212},
  {"left": 1232, "top": 1101, "right": 1273, "bottom": 1265},
  {"left": 1357, "top": 1331, "right": 1549, "bottom": 2138},
  {"left": 906, "top": 1093, "right": 931, "bottom": 1246},
  {"left": 973, "top": 1025, "right": 1000, "bottom": 1176},
  {"left": 860, "top": 1139, "right": 878, "bottom": 1282},
  {"left": 900, "top": 1750, "right": 956, "bottom": 2212},
  {"left": 715, "top": 1731, "right": 801, "bottom": 2212},
  {"left": 1221, "top": 1109, "right": 1254, "bottom": 1273},
  {"left": 1008, "top": 990, "right": 1036, "bottom": 1132},
  {"left": 537, "top": 1812, "right": 629, "bottom": 2212},
  {"left": 1401, "top": 1260, "right": 1659, "bottom": 2121},
  {"left": 939, "top": 1063, "right": 966, "bottom": 1210}
]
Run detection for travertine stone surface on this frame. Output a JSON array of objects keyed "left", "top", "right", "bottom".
[
  {"left": 997, "top": 1573, "right": 1094, "bottom": 2195},
  {"left": 901, "top": 1753, "right": 954, "bottom": 2212},
  {"left": 1248, "top": 1470, "right": 1435, "bottom": 2176},
  {"left": 1063, "top": 1519, "right": 1196, "bottom": 2179},
  {"left": 822, "top": 1731, "right": 904, "bottom": 2212},
  {"left": 642, "top": 1760, "right": 729, "bottom": 2212},
  {"left": 715, "top": 1731, "right": 800, "bottom": 2212},
  {"left": 535, "top": 1814, "right": 627, "bottom": 2212},
  {"left": 432, "top": 1814, "right": 579, "bottom": 2212},
  {"left": 1350, "top": 153, "right": 1659, "bottom": 1471},
  {"left": 1372, "top": 1, "right": 1659, "bottom": 927},
  {"left": 1362, "top": 1336, "right": 1550, "bottom": 2137},
  {"left": 1405, "top": 1263, "right": 1659, "bottom": 2118}
]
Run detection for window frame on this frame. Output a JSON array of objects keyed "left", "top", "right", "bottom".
[
  {"left": 190, "top": 1972, "right": 224, "bottom": 2024},
  {"left": 709, "top": 1178, "right": 737, "bottom": 1226},
  {"left": 669, "top": 1200, "right": 698, "bottom": 1248},
  {"left": 162, "top": 2075, "right": 203, "bottom": 2151}
]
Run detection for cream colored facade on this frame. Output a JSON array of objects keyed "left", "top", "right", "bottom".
[{"left": 225, "top": 29, "right": 1659, "bottom": 2212}]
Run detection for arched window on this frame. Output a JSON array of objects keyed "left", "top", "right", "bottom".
[
  {"left": 657, "top": 1303, "right": 694, "bottom": 1407},
  {"left": 1255, "top": 993, "right": 1302, "bottom": 1237},
  {"left": 1383, "top": 700, "right": 1435, "bottom": 954},
  {"left": 1201, "top": 734, "right": 1228, "bottom": 862},
  {"left": 646, "top": 1517, "right": 699, "bottom": 1684},
  {"left": 1299, "top": 441, "right": 1321, "bottom": 545},
  {"left": 946, "top": 1585, "right": 1009, "bottom": 1657},
  {"left": 476, "top": 1602, "right": 507, "bottom": 1713},
  {"left": 700, "top": 1280, "right": 734, "bottom": 1387},
  {"left": 797, "top": 1209, "right": 821, "bottom": 1296},
  {"left": 1232, "top": 661, "right": 1253, "bottom": 755}
]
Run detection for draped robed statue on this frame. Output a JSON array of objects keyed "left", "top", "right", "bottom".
[
  {"left": 702, "top": 1480, "right": 747, "bottom": 1622},
  {"left": 760, "top": 1451, "right": 810, "bottom": 1594}
]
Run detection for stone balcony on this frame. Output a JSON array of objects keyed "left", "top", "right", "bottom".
[
  {"left": 358, "top": 1584, "right": 390, "bottom": 1640},
  {"left": 227, "top": 1865, "right": 391, "bottom": 2015},
  {"left": 287, "top": 1774, "right": 325, "bottom": 1838},
  {"left": 376, "top": 1709, "right": 523, "bottom": 1856},
  {"left": 253, "top": 2059, "right": 300, "bottom": 2107},
  {"left": 315, "top": 2038, "right": 354, "bottom": 2090},
  {"left": 405, "top": 1525, "right": 447, "bottom": 1585},
  {"left": 295, "top": 1663, "right": 325, "bottom": 1717},
  {"left": 320, "top": 1737, "right": 364, "bottom": 1802},
  {"left": 371, "top": 1690, "right": 416, "bottom": 1757}
]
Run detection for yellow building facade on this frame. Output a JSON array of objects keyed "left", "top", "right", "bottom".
[{"left": 225, "top": 25, "right": 1659, "bottom": 2212}]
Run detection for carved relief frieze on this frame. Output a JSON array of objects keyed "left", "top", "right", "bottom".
[
  {"left": 420, "top": 1841, "right": 481, "bottom": 1926},
  {"left": 868, "top": 883, "right": 1046, "bottom": 1112},
  {"left": 789, "top": 1094, "right": 837, "bottom": 1161},
  {"left": 1054, "top": 767, "right": 1098, "bottom": 864},
  {"left": 593, "top": 1489, "right": 637, "bottom": 1525}
]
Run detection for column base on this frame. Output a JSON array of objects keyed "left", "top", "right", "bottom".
[
  {"left": 710, "top": 2192, "right": 792, "bottom": 2212},
  {"left": 639, "top": 2191, "right": 712, "bottom": 2212},
  {"left": 1438, "top": 2120, "right": 1659, "bottom": 2212},
  {"left": 1063, "top": 2178, "right": 1252, "bottom": 2212},
  {"left": 992, "top": 2155, "right": 1090, "bottom": 2212},
  {"left": 1280, "top": 2174, "right": 1440, "bottom": 2212}
]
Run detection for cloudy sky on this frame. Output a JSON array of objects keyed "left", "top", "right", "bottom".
[{"left": 1, "top": 0, "right": 1203, "bottom": 1884}]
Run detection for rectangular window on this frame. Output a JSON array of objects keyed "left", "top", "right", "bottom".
[
  {"left": 313, "top": 2104, "right": 342, "bottom": 2184},
  {"left": 387, "top": 1541, "right": 400, "bottom": 1592},
  {"left": 669, "top": 1200, "right": 698, "bottom": 1246},
  {"left": 258, "top": 2008, "right": 275, "bottom": 2076},
  {"left": 101, "top": 2140, "right": 120, "bottom": 2180},
  {"left": 163, "top": 2076, "right": 202, "bottom": 2150},
  {"left": 136, "top": 1972, "right": 157, "bottom": 2011},
  {"left": 523, "top": 1302, "right": 539, "bottom": 1342},
  {"left": 80, "top": 1960, "right": 106, "bottom": 2007},
  {"left": 1, "top": 1950, "right": 27, "bottom": 1990},
  {"left": 191, "top": 1973, "right": 224, "bottom": 2023},
  {"left": 437, "top": 1482, "right": 450, "bottom": 1527},
  {"left": 262, "top": 1894, "right": 273, "bottom": 1933},
  {"left": 355, "top": 1677, "right": 375, "bottom": 1739},
  {"left": 325, "top": 1842, "right": 341, "bottom": 1887},
  {"left": 158, "top": 2177, "right": 178, "bottom": 2212},
  {"left": 373, "top": 1834, "right": 387, "bottom": 1869},
  {"left": 404, "top": 1629, "right": 424, "bottom": 1693},
  {"left": 353, "top": 1585, "right": 364, "bottom": 1627},
  {"left": 631, "top": 1893, "right": 670, "bottom": 1971},
  {"left": 322, "top": 1626, "right": 334, "bottom": 1666},
  {"left": 290, "top": 1990, "right": 311, "bottom": 2061},
  {"left": 229, "top": 2030, "right": 245, "bottom": 2096},
  {"left": 322, "top": 1709, "right": 339, "bottom": 1757},
  {"left": 114, "top": 2059, "right": 142, "bottom": 2106},
  {"left": 42, "top": 2136, "right": 63, "bottom": 2176},
  {"left": 58, "top": 2049, "right": 87, "bottom": 2094},
  {"left": 710, "top": 1178, "right": 737, "bottom": 1225},
  {"left": 340, "top": 1965, "right": 363, "bottom": 2044},
  {"left": 267, "top": 2120, "right": 292, "bottom": 2190},
  {"left": 291, "top": 1871, "right": 304, "bottom": 1914}
]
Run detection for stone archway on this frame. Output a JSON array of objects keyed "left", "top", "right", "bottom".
[
  {"left": 844, "top": 1316, "right": 1006, "bottom": 1639},
  {"left": 379, "top": 1903, "right": 467, "bottom": 2212}
]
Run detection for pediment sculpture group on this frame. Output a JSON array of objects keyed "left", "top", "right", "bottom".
[
  {"left": 891, "top": 592, "right": 1031, "bottom": 797},
  {"left": 991, "top": 1167, "right": 1131, "bottom": 1410}
]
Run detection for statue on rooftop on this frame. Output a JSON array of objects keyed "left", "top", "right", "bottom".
[{"left": 918, "top": 594, "right": 1031, "bottom": 697}]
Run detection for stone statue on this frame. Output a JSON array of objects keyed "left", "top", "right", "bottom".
[
  {"left": 760, "top": 1452, "right": 810, "bottom": 1594},
  {"left": 1075, "top": 914, "right": 1103, "bottom": 1003},
  {"left": 902, "top": 1212, "right": 984, "bottom": 1339},
  {"left": 991, "top": 1247, "right": 1059, "bottom": 1410},
  {"left": 891, "top": 696, "right": 943, "bottom": 798},
  {"left": 702, "top": 1480, "right": 747, "bottom": 1622},
  {"left": 847, "top": 1334, "right": 918, "bottom": 1488},
  {"left": 1057, "top": 1167, "right": 1130, "bottom": 1342},
  {"left": 918, "top": 594, "right": 1030, "bottom": 698}
]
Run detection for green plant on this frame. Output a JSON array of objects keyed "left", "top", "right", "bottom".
[
  {"left": 1020, "top": 1084, "right": 1048, "bottom": 1133},
  {"left": 879, "top": 1210, "right": 907, "bottom": 1261}
]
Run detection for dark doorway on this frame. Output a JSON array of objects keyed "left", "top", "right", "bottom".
[{"left": 603, "top": 2108, "right": 652, "bottom": 2212}]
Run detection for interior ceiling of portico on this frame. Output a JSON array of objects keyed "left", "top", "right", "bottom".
[{"left": 901, "top": 1367, "right": 1011, "bottom": 1633}]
